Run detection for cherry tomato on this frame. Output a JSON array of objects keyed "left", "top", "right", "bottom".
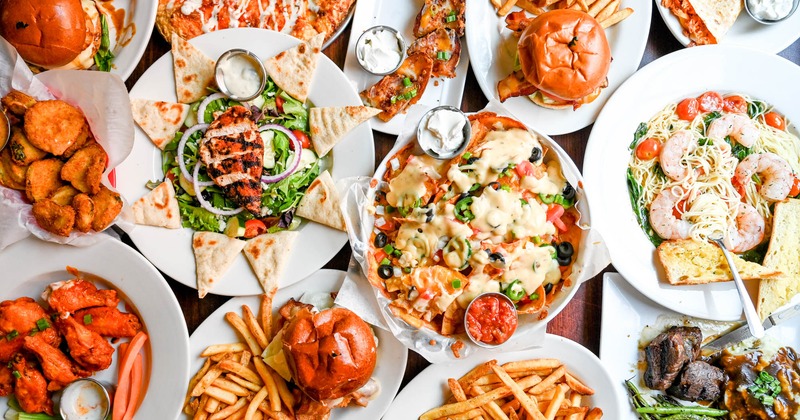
[
  {"left": 291, "top": 130, "right": 311, "bottom": 149},
  {"left": 697, "top": 91, "right": 723, "bottom": 112},
  {"left": 723, "top": 95, "right": 747, "bottom": 113},
  {"left": 672, "top": 199, "right": 689, "bottom": 219},
  {"left": 789, "top": 176, "right": 800, "bottom": 197},
  {"left": 764, "top": 112, "right": 786, "bottom": 130},
  {"left": 275, "top": 96, "right": 285, "bottom": 114},
  {"left": 676, "top": 98, "right": 699, "bottom": 121},
  {"left": 635, "top": 138, "right": 661, "bottom": 160},
  {"left": 243, "top": 219, "right": 267, "bottom": 238},
  {"left": 515, "top": 160, "right": 534, "bottom": 178},
  {"left": 546, "top": 204, "right": 567, "bottom": 232}
]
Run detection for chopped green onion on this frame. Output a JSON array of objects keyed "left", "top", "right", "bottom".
[
  {"left": 446, "top": 10, "right": 457, "bottom": 22},
  {"left": 406, "top": 89, "right": 418, "bottom": 99},
  {"left": 35, "top": 318, "right": 50, "bottom": 331},
  {"left": 403, "top": 77, "right": 412, "bottom": 87},
  {"left": 500, "top": 185, "right": 511, "bottom": 192},
  {"left": 5, "top": 330, "right": 18, "bottom": 341},
  {"left": 83, "top": 314, "right": 93, "bottom": 325},
  {"left": 390, "top": 96, "right": 397, "bottom": 104},
  {"left": 403, "top": 267, "right": 412, "bottom": 273},
  {"left": 437, "top": 51, "right": 451, "bottom": 60},
  {"left": 12, "top": 370, "right": 20, "bottom": 379},
  {"left": 451, "top": 279, "right": 462, "bottom": 289},
  {"left": 462, "top": 152, "right": 472, "bottom": 160}
]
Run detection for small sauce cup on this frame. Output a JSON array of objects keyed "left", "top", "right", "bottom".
[
  {"left": 58, "top": 378, "right": 111, "bottom": 420},
  {"left": 417, "top": 106, "right": 471, "bottom": 160},
  {"left": 464, "top": 292, "right": 519, "bottom": 348},
  {"left": 0, "top": 109, "right": 9, "bottom": 151},
  {"left": 745, "top": 0, "right": 799, "bottom": 24},
  {"left": 215, "top": 49, "right": 267, "bottom": 102},
  {"left": 355, "top": 25, "right": 406, "bottom": 76}
]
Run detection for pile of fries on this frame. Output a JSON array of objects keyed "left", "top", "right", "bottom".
[
  {"left": 491, "top": 0, "right": 633, "bottom": 29},
  {"left": 184, "top": 295, "right": 296, "bottom": 420},
  {"left": 420, "top": 358, "right": 602, "bottom": 420}
]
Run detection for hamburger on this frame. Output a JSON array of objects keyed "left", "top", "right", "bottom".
[
  {"left": 497, "top": 9, "right": 611, "bottom": 110},
  {"left": 0, "top": 0, "right": 111, "bottom": 70}
]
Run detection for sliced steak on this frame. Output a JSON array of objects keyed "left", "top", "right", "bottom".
[
  {"left": 644, "top": 326, "right": 702, "bottom": 390},
  {"left": 200, "top": 106, "right": 263, "bottom": 214},
  {"left": 667, "top": 361, "right": 725, "bottom": 401}
]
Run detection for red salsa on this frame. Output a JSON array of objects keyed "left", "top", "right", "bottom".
[{"left": 466, "top": 294, "right": 518, "bottom": 345}]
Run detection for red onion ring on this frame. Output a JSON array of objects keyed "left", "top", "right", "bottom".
[
  {"left": 177, "top": 123, "right": 209, "bottom": 184},
  {"left": 258, "top": 124, "right": 302, "bottom": 184},
  {"left": 197, "top": 93, "right": 228, "bottom": 124},
  {"left": 193, "top": 162, "right": 244, "bottom": 216}
]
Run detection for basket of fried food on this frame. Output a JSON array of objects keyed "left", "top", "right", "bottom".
[{"left": 420, "top": 358, "right": 603, "bottom": 420}]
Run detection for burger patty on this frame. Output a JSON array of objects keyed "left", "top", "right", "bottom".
[{"left": 199, "top": 106, "right": 263, "bottom": 214}]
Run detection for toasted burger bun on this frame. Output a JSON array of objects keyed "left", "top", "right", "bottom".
[
  {"left": 0, "top": 0, "right": 101, "bottom": 69},
  {"left": 282, "top": 306, "right": 377, "bottom": 402},
  {"left": 518, "top": 9, "right": 611, "bottom": 106}
]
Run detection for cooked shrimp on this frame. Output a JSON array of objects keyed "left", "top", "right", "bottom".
[
  {"left": 649, "top": 188, "right": 691, "bottom": 240},
  {"left": 733, "top": 152, "right": 793, "bottom": 201},
  {"left": 707, "top": 114, "right": 759, "bottom": 147},
  {"left": 726, "top": 202, "right": 765, "bottom": 252},
  {"left": 659, "top": 130, "right": 696, "bottom": 181}
]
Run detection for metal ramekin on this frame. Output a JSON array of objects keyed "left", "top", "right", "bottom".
[
  {"left": 417, "top": 106, "right": 471, "bottom": 160},
  {"left": 355, "top": 25, "right": 406, "bottom": 76},
  {"left": 464, "top": 292, "right": 519, "bottom": 348},
  {"left": 214, "top": 49, "right": 267, "bottom": 102}
]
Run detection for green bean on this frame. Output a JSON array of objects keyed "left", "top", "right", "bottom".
[{"left": 636, "top": 406, "right": 728, "bottom": 416}]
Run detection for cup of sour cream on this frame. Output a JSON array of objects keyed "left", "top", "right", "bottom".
[
  {"left": 215, "top": 49, "right": 267, "bottom": 101},
  {"left": 416, "top": 106, "right": 471, "bottom": 160},
  {"left": 356, "top": 25, "right": 406, "bottom": 75},
  {"left": 58, "top": 378, "right": 111, "bottom": 420}
]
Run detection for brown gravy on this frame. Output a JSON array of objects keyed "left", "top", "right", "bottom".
[{"left": 719, "top": 347, "right": 800, "bottom": 419}]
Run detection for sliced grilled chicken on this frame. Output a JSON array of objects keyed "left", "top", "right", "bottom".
[
  {"left": 199, "top": 106, "right": 264, "bottom": 214},
  {"left": 407, "top": 28, "right": 461, "bottom": 78}
]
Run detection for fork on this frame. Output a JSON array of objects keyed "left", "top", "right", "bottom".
[{"left": 710, "top": 236, "right": 765, "bottom": 339}]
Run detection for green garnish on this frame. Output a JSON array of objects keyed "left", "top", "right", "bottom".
[
  {"left": 384, "top": 244, "right": 395, "bottom": 254},
  {"left": 35, "top": 318, "right": 50, "bottom": 331},
  {"left": 12, "top": 370, "right": 20, "bottom": 379},
  {"left": 437, "top": 51, "right": 451, "bottom": 60},
  {"left": 5, "top": 330, "right": 18, "bottom": 341},
  {"left": 83, "top": 314, "right": 93, "bottom": 325},
  {"left": 451, "top": 279, "right": 462, "bottom": 289},
  {"left": 446, "top": 10, "right": 457, "bottom": 22},
  {"left": 93, "top": 14, "right": 114, "bottom": 72},
  {"left": 380, "top": 258, "right": 391, "bottom": 266},
  {"left": 454, "top": 196, "right": 475, "bottom": 223},
  {"left": 629, "top": 122, "right": 648, "bottom": 150},
  {"left": 462, "top": 152, "right": 472, "bottom": 160},
  {"left": 403, "top": 77, "right": 412, "bottom": 87},
  {"left": 748, "top": 370, "right": 782, "bottom": 407},
  {"left": 504, "top": 280, "right": 525, "bottom": 301}
]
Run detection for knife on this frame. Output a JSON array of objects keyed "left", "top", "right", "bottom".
[{"left": 702, "top": 303, "right": 800, "bottom": 351}]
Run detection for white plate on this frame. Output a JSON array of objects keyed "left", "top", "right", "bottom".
[
  {"left": 0, "top": 237, "right": 189, "bottom": 419},
  {"left": 188, "top": 269, "right": 408, "bottom": 420},
  {"left": 117, "top": 28, "right": 375, "bottom": 296},
  {"left": 342, "top": 0, "right": 470, "bottom": 135},
  {"left": 600, "top": 273, "right": 800, "bottom": 419},
  {"left": 384, "top": 333, "right": 627, "bottom": 419},
  {"left": 466, "top": 1, "right": 651, "bottom": 135},
  {"left": 102, "top": 0, "right": 156, "bottom": 81},
  {"left": 655, "top": 0, "right": 800, "bottom": 54},
  {"left": 583, "top": 45, "right": 800, "bottom": 321}
]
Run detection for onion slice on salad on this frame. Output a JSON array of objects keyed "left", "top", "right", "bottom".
[
  {"left": 193, "top": 161, "right": 244, "bottom": 216},
  {"left": 197, "top": 93, "right": 228, "bottom": 124},
  {"left": 178, "top": 123, "right": 214, "bottom": 185},
  {"left": 258, "top": 124, "right": 302, "bottom": 184}
]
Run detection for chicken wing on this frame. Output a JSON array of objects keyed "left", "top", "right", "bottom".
[
  {"left": 46, "top": 279, "right": 119, "bottom": 313},
  {"left": 24, "top": 334, "right": 91, "bottom": 390},
  {"left": 55, "top": 314, "right": 114, "bottom": 371},
  {"left": 0, "top": 298, "right": 61, "bottom": 362},
  {"left": 11, "top": 355, "right": 53, "bottom": 415},
  {"left": 74, "top": 307, "right": 142, "bottom": 338},
  {"left": 0, "top": 364, "right": 13, "bottom": 397}
]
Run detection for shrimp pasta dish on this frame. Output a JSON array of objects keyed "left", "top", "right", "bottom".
[{"left": 627, "top": 91, "right": 800, "bottom": 257}]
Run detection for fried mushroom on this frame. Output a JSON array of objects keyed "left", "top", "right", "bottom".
[
  {"left": 25, "top": 159, "right": 64, "bottom": 202},
  {"left": 61, "top": 143, "right": 106, "bottom": 194},
  {"left": 72, "top": 194, "right": 94, "bottom": 233},
  {"left": 23, "top": 100, "right": 88, "bottom": 156},
  {"left": 32, "top": 199, "right": 75, "bottom": 236},
  {"left": 90, "top": 185, "right": 122, "bottom": 231}
]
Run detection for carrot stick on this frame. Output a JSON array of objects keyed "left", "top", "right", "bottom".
[
  {"left": 122, "top": 353, "right": 143, "bottom": 420},
  {"left": 114, "top": 333, "right": 148, "bottom": 420},
  {"left": 113, "top": 343, "right": 131, "bottom": 420}
]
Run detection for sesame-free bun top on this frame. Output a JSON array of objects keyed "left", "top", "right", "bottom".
[
  {"left": 0, "top": 0, "right": 90, "bottom": 68},
  {"left": 517, "top": 9, "right": 611, "bottom": 102},
  {"left": 282, "top": 306, "right": 377, "bottom": 402}
]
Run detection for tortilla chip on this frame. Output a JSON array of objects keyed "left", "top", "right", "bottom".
[
  {"left": 172, "top": 33, "right": 216, "bottom": 103},
  {"left": 130, "top": 99, "right": 190, "bottom": 150},
  {"left": 192, "top": 232, "right": 246, "bottom": 298},
  {"left": 263, "top": 33, "right": 324, "bottom": 102},
  {"left": 295, "top": 171, "right": 345, "bottom": 231},
  {"left": 688, "top": 0, "right": 741, "bottom": 42},
  {"left": 131, "top": 178, "right": 181, "bottom": 229},
  {"left": 243, "top": 231, "right": 299, "bottom": 295},
  {"left": 309, "top": 106, "right": 380, "bottom": 157}
]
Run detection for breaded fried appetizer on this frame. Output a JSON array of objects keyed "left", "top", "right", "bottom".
[
  {"left": 61, "top": 132, "right": 93, "bottom": 159},
  {"left": 0, "top": 149, "right": 25, "bottom": 190},
  {"left": 9, "top": 128, "right": 47, "bottom": 166},
  {"left": 1, "top": 148, "right": 28, "bottom": 187},
  {"left": 1, "top": 90, "right": 36, "bottom": 117},
  {"left": 32, "top": 200, "right": 75, "bottom": 236},
  {"left": 25, "top": 159, "right": 64, "bottom": 202},
  {"left": 23, "top": 100, "right": 88, "bottom": 156},
  {"left": 90, "top": 185, "right": 121, "bottom": 231},
  {"left": 71, "top": 194, "right": 94, "bottom": 233},
  {"left": 50, "top": 186, "right": 80, "bottom": 206},
  {"left": 61, "top": 143, "right": 106, "bottom": 194}
]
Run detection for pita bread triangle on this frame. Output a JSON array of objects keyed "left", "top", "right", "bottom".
[
  {"left": 263, "top": 33, "right": 324, "bottom": 103},
  {"left": 131, "top": 178, "right": 181, "bottom": 229},
  {"left": 309, "top": 106, "right": 380, "bottom": 157},
  {"left": 172, "top": 33, "right": 216, "bottom": 104},
  {"left": 243, "top": 231, "right": 299, "bottom": 295},
  {"left": 296, "top": 171, "right": 345, "bottom": 231},
  {"left": 192, "top": 231, "right": 246, "bottom": 298},
  {"left": 688, "top": 0, "right": 741, "bottom": 42},
  {"left": 130, "top": 98, "right": 190, "bottom": 150}
]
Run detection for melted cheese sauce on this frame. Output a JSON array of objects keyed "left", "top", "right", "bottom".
[
  {"left": 469, "top": 187, "right": 553, "bottom": 243},
  {"left": 386, "top": 155, "right": 443, "bottom": 208},
  {"left": 448, "top": 128, "right": 539, "bottom": 192}
]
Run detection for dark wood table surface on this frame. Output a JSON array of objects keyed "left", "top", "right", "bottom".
[{"left": 122, "top": 5, "right": 800, "bottom": 395}]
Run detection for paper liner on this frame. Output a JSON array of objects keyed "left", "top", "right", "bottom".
[
  {"left": 0, "top": 37, "right": 135, "bottom": 250},
  {"left": 335, "top": 101, "right": 611, "bottom": 363}
]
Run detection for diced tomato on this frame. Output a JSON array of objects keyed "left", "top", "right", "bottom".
[
  {"left": 418, "top": 289, "right": 435, "bottom": 300},
  {"left": 374, "top": 249, "right": 388, "bottom": 263},
  {"left": 165, "top": 171, "right": 176, "bottom": 182},
  {"left": 546, "top": 204, "right": 567, "bottom": 232},
  {"left": 723, "top": 95, "right": 747, "bottom": 113},
  {"left": 790, "top": 176, "right": 800, "bottom": 197},
  {"left": 635, "top": 138, "right": 661, "bottom": 160},
  {"left": 275, "top": 96, "right": 285, "bottom": 114},
  {"left": 243, "top": 219, "right": 267, "bottom": 238},
  {"left": 697, "top": 91, "right": 723, "bottom": 112},
  {"left": 434, "top": 249, "right": 443, "bottom": 262},
  {"left": 672, "top": 199, "right": 689, "bottom": 219},
  {"left": 292, "top": 130, "right": 311, "bottom": 149},
  {"left": 764, "top": 112, "right": 786, "bottom": 130},
  {"left": 515, "top": 160, "right": 534, "bottom": 178},
  {"left": 676, "top": 98, "right": 699, "bottom": 121}
]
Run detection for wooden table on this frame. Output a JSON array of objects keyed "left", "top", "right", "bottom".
[{"left": 123, "top": 6, "right": 800, "bottom": 395}]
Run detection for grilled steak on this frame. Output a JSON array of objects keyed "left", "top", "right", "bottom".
[
  {"left": 667, "top": 361, "right": 725, "bottom": 402},
  {"left": 644, "top": 326, "right": 702, "bottom": 390},
  {"left": 199, "top": 106, "right": 263, "bottom": 214}
]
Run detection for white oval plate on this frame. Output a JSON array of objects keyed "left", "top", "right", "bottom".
[
  {"left": 466, "top": 1, "right": 651, "bottom": 135},
  {"left": 655, "top": 0, "right": 800, "bottom": 54},
  {"left": 117, "top": 28, "right": 375, "bottom": 296},
  {"left": 188, "top": 269, "right": 408, "bottom": 420},
  {"left": 384, "top": 333, "right": 626, "bottom": 419},
  {"left": 0, "top": 236, "right": 189, "bottom": 419},
  {"left": 101, "top": 0, "right": 156, "bottom": 81},
  {"left": 583, "top": 45, "right": 800, "bottom": 321}
]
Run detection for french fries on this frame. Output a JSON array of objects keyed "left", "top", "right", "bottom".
[
  {"left": 420, "top": 358, "right": 602, "bottom": 420},
  {"left": 490, "top": 0, "right": 633, "bottom": 29}
]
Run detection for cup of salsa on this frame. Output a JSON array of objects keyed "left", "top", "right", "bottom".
[{"left": 464, "top": 292, "right": 518, "bottom": 347}]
